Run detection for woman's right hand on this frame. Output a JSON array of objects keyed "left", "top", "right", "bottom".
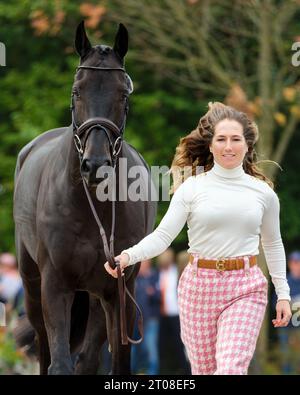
[{"left": 104, "top": 253, "right": 130, "bottom": 278}]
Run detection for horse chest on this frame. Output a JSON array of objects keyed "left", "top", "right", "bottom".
[{"left": 73, "top": 239, "right": 99, "bottom": 261}]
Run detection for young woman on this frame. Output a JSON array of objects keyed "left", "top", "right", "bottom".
[{"left": 105, "top": 102, "right": 292, "bottom": 375}]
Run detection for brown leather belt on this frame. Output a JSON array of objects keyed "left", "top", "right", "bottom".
[{"left": 189, "top": 255, "right": 257, "bottom": 271}]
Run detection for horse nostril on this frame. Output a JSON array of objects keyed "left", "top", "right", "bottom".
[{"left": 81, "top": 159, "right": 91, "bottom": 173}]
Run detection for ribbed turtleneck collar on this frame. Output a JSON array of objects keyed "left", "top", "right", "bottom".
[{"left": 211, "top": 160, "right": 245, "bottom": 179}]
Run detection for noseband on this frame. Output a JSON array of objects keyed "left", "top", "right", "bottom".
[{"left": 71, "top": 65, "right": 143, "bottom": 346}]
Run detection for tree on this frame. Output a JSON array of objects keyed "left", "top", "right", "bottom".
[{"left": 107, "top": 0, "right": 300, "bottom": 179}]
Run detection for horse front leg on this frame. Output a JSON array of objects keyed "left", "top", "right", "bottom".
[
  {"left": 74, "top": 295, "right": 107, "bottom": 375},
  {"left": 103, "top": 281, "right": 136, "bottom": 375},
  {"left": 22, "top": 277, "right": 51, "bottom": 375},
  {"left": 17, "top": 242, "right": 51, "bottom": 375},
  {"left": 41, "top": 265, "right": 75, "bottom": 375}
]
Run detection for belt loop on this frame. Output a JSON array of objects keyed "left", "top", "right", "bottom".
[{"left": 244, "top": 256, "right": 250, "bottom": 276}]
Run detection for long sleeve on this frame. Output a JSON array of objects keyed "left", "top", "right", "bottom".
[
  {"left": 260, "top": 190, "right": 290, "bottom": 301},
  {"left": 121, "top": 178, "right": 193, "bottom": 265}
]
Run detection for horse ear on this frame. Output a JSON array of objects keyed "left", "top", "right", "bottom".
[
  {"left": 75, "top": 21, "right": 92, "bottom": 59},
  {"left": 113, "top": 23, "right": 128, "bottom": 61}
]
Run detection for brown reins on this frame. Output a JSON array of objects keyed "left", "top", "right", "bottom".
[{"left": 70, "top": 65, "right": 143, "bottom": 345}]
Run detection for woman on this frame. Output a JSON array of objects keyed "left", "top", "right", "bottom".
[{"left": 105, "top": 102, "right": 292, "bottom": 375}]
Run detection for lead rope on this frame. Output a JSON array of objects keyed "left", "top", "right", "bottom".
[{"left": 76, "top": 136, "right": 143, "bottom": 345}]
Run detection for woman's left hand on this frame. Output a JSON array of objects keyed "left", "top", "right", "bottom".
[{"left": 272, "top": 300, "right": 292, "bottom": 327}]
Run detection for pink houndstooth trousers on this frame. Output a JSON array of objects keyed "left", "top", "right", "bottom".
[{"left": 177, "top": 254, "right": 268, "bottom": 375}]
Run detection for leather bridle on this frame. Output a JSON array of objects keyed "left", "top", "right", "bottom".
[
  {"left": 71, "top": 65, "right": 131, "bottom": 163},
  {"left": 70, "top": 65, "right": 143, "bottom": 345}
]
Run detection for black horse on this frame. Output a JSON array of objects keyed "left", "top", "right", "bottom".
[{"left": 13, "top": 22, "right": 156, "bottom": 375}]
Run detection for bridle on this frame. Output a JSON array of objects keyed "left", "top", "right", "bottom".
[
  {"left": 71, "top": 65, "right": 132, "bottom": 166},
  {"left": 71, "top": 64, "right": 143, "bottom": 345}
]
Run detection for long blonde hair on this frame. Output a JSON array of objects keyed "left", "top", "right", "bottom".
[{"left": 169, "top": 102, "right": 275, "bottom": 194}]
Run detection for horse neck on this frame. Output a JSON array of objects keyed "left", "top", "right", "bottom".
[{"left": 61, "top": 126, "right": 82, "bottom": 187}]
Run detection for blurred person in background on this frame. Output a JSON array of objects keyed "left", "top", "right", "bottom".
[
  {"left": 0, "top": 253, "right": 23, "bottom": 309},
  {"left": 273, "top": 251, "right": 300, "bottom": 374},
  {"left": 0, "top": 253, "right": 36, "bottom": 373},
  {"left": 131, "top": 259, "right": 160, "bottom": 375},
  {"left": 157, "top": 248, "right": 191, "bottom": 374}
]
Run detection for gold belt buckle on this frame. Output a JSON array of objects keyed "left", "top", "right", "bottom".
[{"left": 216, "top": 258, "right": 226, "bottom": 271}]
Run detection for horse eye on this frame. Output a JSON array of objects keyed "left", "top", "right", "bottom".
[{"left": 72, "top": 87, "right": 80, "bottom": 98}]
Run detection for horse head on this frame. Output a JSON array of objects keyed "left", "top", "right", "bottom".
[{"left": 72, "top": 21, "right": 133, "bottom": 187}]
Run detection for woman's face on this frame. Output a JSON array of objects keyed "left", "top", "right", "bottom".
[{"left": 209, "top": 119, "right": 248, "bottom": 169}]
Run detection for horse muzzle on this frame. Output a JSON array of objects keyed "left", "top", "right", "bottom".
[{"left": 81, "top": 158, "right": 112, "bottom": 187}]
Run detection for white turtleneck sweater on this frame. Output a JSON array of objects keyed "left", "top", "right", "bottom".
[{"left": 122, "top": 161, "right": 290, "bottom": 301}]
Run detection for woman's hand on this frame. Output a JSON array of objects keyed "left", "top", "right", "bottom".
[
  {"left": 104, "top": 253, "right": 130, "bottom": 279},
  {"left": 272, "top": 300, "right": 292, "bottom": 327}
]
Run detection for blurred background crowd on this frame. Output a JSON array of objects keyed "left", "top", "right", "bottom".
[{"left": 1, "top": 0, "right": 300, "bottom": 374}]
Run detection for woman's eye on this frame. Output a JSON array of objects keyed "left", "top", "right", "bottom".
[{"left": 217, "top": 139, "right": 241, "bottom": 141}]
